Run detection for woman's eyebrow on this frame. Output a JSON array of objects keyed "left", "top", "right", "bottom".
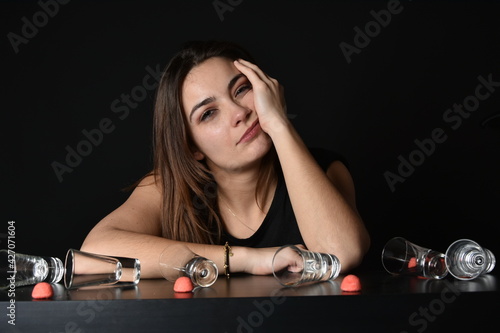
[
  {"left": 189, "top": 96, "right": 215, "bottom": 121},
  {"left": 189, "top": 74, "right": 246, "bottom": 122},
  {"left": 228, "top": 73, "right": 245, "bottom": 91}
]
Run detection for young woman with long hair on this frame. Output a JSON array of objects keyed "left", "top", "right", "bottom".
[{"left": 81, "top": 40, "right": 370, "bottom": 278}]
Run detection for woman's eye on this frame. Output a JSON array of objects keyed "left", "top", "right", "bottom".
[
  {"left": 235, "top": 84, "right": 252, "bottom": 97},
  {"left": 200, "top": 109, "right": 216, "bottom": 122}
]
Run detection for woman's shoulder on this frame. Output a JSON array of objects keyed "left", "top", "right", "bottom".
[
  {"left": 307, "top": 146, "right": 349, "bottom": 171},
  {"left": 125, "top": 173, "right": 163, "bottom": 205}
]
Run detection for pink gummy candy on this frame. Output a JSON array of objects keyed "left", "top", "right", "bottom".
[
  {"left": 408, "top": 257, "right": 417, "bottom": 268},
  {"left": 173, "top": 277, "right": 194, "bottom": 293},
  {"left": 32, "top": 282, "right": 53, "bottom": 299},
  {"left": 341, "top": 274, "right": 361, "bottom": 292}
]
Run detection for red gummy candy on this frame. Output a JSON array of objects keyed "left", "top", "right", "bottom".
[
  {"left": 32, "top": 282, "right": 54, "bottom": 299},
  {"left": 341, "top": 274, "right": 361, "bottom": 292},
  {"left": 408, "top": 257, "right": 417, "bottom": 268},
  {"left": 173, "top": 276, "right": 194, "bottom": 293}
]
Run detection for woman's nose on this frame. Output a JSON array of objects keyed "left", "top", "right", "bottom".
[{"left": 231, "top": 103, "right": 252, "bottom": 126}]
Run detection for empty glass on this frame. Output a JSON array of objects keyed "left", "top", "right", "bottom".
[
  {"left": 64, "top": 249, "right": 140, "bottom": 289},
  {"left": 159, "top": 244, "right": 218, "bottom": 288},
  {"left": 0, "top": 249, "right": 64, "bottom": 288},
  {"left": 445, "top": 239, "right": 495, "bottom": 280},
  {"left": 272, "top": 245, "right": 341, "bottom": 287},
  {"left": 381, "top": 237, "right": 448, "bottom": 279},
  {"left": 114, "top": 256, "right": 141, "bottom": 285}
]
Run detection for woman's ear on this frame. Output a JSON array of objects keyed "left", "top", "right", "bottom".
[{"left": 193, "top": 151, "right": 205, "bottom": 161}]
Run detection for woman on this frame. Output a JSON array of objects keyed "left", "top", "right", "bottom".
[{"left": 81, "top": 40, "right": 370, "bottom": 278}]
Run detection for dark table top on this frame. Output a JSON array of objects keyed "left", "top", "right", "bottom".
[{"left": 2, "top": 270, "right": 499, "bottom": 332}]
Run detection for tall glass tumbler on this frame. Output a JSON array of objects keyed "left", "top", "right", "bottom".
[{"left": 381, "top": 237, "right": 448, "bottom": 279}]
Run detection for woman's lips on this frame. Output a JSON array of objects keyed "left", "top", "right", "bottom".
[{"left": 237, "top": 120, "right": 261, "bottom": 144}]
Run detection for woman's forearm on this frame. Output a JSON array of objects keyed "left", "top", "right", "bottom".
[{"left": 80, "top": 225, "right": 269, "bottom": 278}]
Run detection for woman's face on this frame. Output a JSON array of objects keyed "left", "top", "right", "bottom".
[{"left": 182, "top": 56, "right": 272, "bottom": 173}]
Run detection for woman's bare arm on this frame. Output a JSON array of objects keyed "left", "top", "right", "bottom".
[
  {"left": 80, "top": 175, "right": 277, "bottom": 278},
  {"left": 233, "top": 59, "right": 370, "bottom": 272},
  {"left": 270, "top": 126, "right": 370, "bottom": 272}
]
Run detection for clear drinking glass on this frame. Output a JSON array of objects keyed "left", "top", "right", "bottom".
[
  {"left": 0, "top": 249, "right": 64, "bottom": 288},
  {"left": 114, "top": 256, "right": 141, "bottom": 285},
  {"left": 159, "top": 244, "right": 218, "bottom": 288},
  {"left": 445, "top": 239, "right": 496, "bottom": 280},
  {"left": 64, "top": 249, "right": 141, "bottom": 289},
  {"left": 381, "top": 237, "right": 448, "bottom": 279},
  {"left": 272, "top": 245, "right": 341, "bottom": 287}
]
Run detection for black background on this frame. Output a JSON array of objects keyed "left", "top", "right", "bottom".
[{"left": 2, "top": 0, "right": 500, "bottom": 272}]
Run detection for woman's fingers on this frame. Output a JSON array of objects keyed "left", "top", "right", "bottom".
[
  {"left": 234, "top": 59, "right": 282, "bottom": 102},
  {"left": 233, "top": 59, "right": 288, "bottom": 134},
  {"left": 234, "top": 59, "right": 273, "bottom": 84}
]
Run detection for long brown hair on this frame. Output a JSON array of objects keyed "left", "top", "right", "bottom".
[{"left": 152, "top": 40, "right": 278, "bottom": 244}]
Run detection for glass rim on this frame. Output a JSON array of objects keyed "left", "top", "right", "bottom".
[
  {"left": 64, "top": 248, "right": 76, "bottom": 289},
  {"left": 380, "top": 236, "right": 409, "bottom": 275}
]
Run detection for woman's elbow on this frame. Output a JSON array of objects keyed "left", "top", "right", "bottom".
[
  {"left": 80, "top": 226, "right": 113, "bottom": 254},
  {"left": 80, "top": 234, "right": 101, "bottom": 254},
  {"left": 338, "top": 232, "right": 371, "bottom": 273}
]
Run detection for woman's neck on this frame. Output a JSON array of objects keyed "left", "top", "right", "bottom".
[
  {"left": 212, "top": 159, "right": 277, "bottom": 216},
  {"left": 213, "top": 167, "right": 261, "bottom": 208}
]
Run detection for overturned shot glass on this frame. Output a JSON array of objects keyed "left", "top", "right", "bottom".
[
  {"left": 272, "top": 245, "right": 341, "bottom": 287},
  {"left": 445, "top": 239, "right": 495, "bottom": 281},
  {"left": 64, "top": 249, "right": 140, "bottom": 289},
  {"left": 381, "top": 237, "right": 448, "bottom": 279},
  {"left": 0, "top": 249, "right": 64, "bottom": 289},
  {"left": 159, "top": 244, "right": 218, "bottom": 288}
]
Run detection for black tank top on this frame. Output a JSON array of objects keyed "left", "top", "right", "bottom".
[{"left": 221, "top": 147, "right": 347, "bottom": 248}]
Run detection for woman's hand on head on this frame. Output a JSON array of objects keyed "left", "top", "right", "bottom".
[{"left": 233, "top": 59, "right": 288, "bottom": 135}]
